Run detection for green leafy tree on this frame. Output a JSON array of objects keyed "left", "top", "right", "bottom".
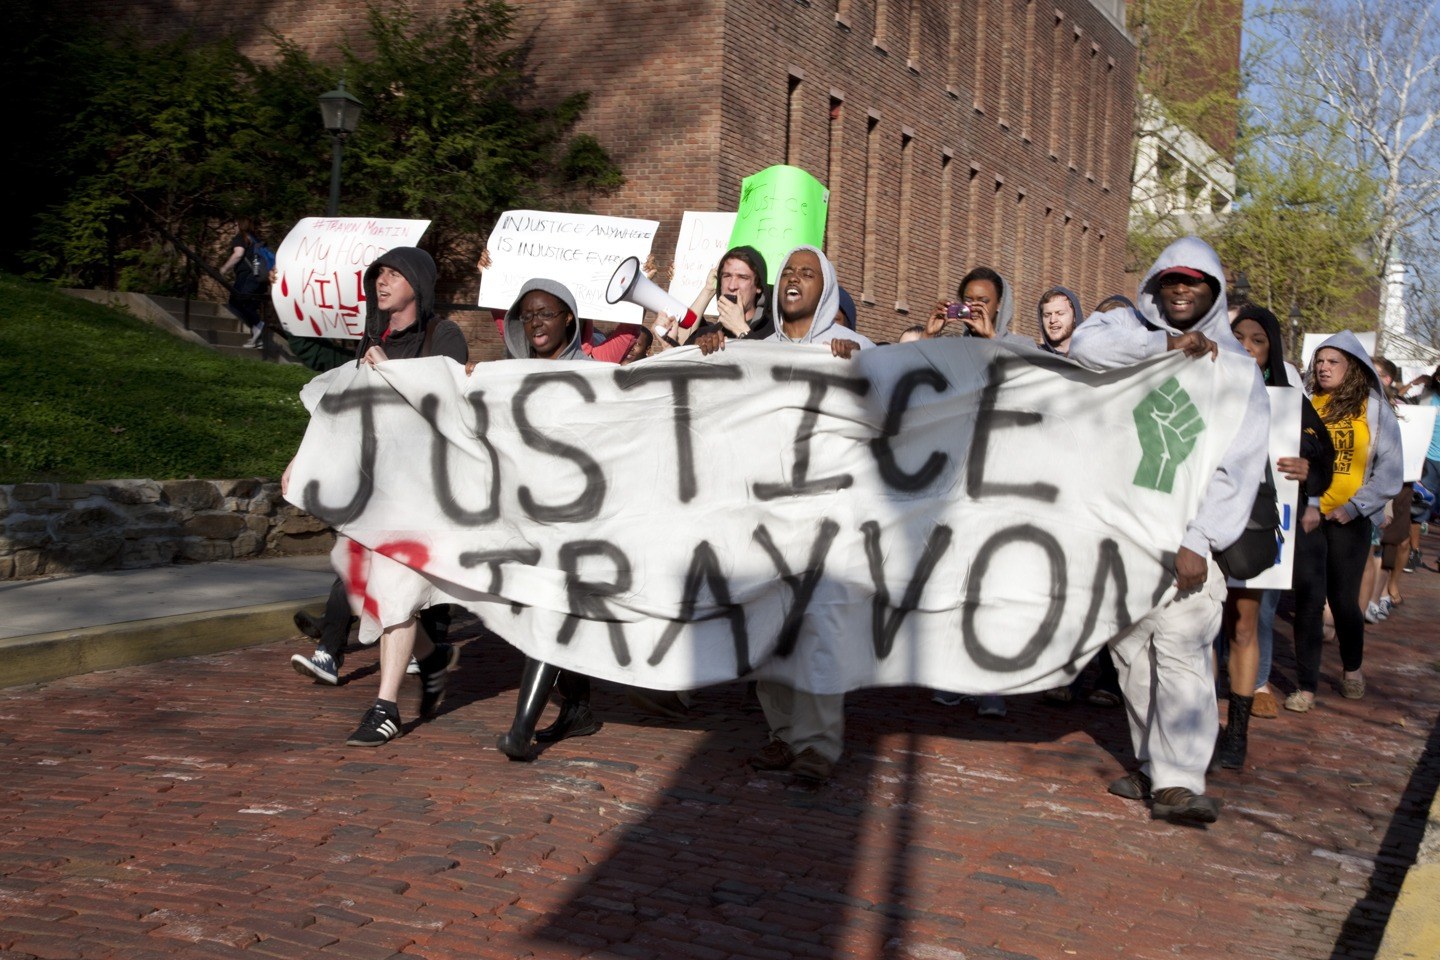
[{"left": 20, "top": 0, "right": 623, "bottom": 294}]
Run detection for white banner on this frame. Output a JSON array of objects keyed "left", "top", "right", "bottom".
[
  {"left": 288, "top": 341, "right": 1254, "bottom": 695},
  {"left": 667, "top": 212, "right": 739, "bottom": 316},
  {"left": 271, "top": 217, "right": 431, "bottom": 339},
  {"left": 1395, "top": 403, "right": 1438, "bottom": 482},
  {"left": 479, "top": 210, "right": 659, "bottom": 323},
  {"left": 1232, "top": 387, "right": 1301, "bottom": 590}
]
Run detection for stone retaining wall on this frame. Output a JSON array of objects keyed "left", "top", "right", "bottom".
[{"left": 0, "top": 479, "right": 333, "bottom": 579}]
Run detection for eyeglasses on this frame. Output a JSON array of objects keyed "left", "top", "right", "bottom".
[{"left": 520, "top": 309, "right": 564, "bottom": 324}]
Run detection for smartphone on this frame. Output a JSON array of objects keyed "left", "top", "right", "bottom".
[
  {"left": 946, "top": 302, "right": 972, "bottom": 319},
  {"left": 723, "top": 294, "right": 738, "bottom": 303}
]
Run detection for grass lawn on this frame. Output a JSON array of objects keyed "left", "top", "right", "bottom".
[{"left": 0, "top": 274, "right": 316, "bottom": 483}]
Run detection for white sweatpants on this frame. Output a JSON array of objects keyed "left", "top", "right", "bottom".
[
  {"left": 756, "top": 681, "right": 845, "bottom": 763},
  {"left": 1109, "top": 559, "right": 1224, "bottom": 795}
]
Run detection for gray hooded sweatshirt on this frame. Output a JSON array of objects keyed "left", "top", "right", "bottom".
[
  {"left": 502, "top": 278, "right": 588, "bottom": 362},
  {"left": 1069, "top": 235, "right": 1271, "bottom": 557},
  {"left": 767, "top": 245, "right": 875, "bottom": 349},
  {"left": 1309, "top": 330, "right": 1404, "bottom": 524}
]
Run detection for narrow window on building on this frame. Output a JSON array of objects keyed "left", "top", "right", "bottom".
[
  {"left": 1067, "top": 26, "right": 1082, "bottom": 170},
  {"left": 1083, "top": 44, "right": 1099, "bottom": 180},
  {"left": 938, "top": 150, "right": 955, "bottom": 295},
  {"left": 826, "top": 95, "right": 845, "bottom": 263},
  {"left": 1061, "top": 212, "right": 1073, "bottom": 288},
  {"left": 973, "top": 1, "right": 989, "bottom": 113},
  {"left": 907, "top": 0, "right": 923, "bottom": 71},
  {"left": 946, "top": 3, "right": 963, "bottom": 97},
  {"left": 785, "top": 72, "right": 804, "bottom": 167},
  {"left": 1100, "top": 58, "right": 1114, "bottom": 190},
  {"left": 1048, "top": 13, "right": 1064, "bottom": 160},
  {"left": 896, "top": 130, "right": 915, "bottom": 311},
  {"left": 1021, "top": 0, "right": 1036, "bottom": 142},
  {"left": 1014, "top": 188, "right": 1028, "bottom": 288},
  {"left": 991, "top": 177, "right": 1004, "bottom": 264},
  {"left": 1211, "top": 191, "right": 1231, "bottom": 215},
  {"left": 1042, "top": 204, "right": 1055, "bottom": 283},
  {"left": 862, "top": 112, "right": 882, "bottom": 304},
  {"left": 1079, "top": 222, "right": 1091, "bottom": 299},
  {"left": 966, "top": 164, "right": 981, "bottom": 267},
  {"left": 998, "top": 0, "right": 1013, "bottom": 128},
  {"left": 1094, "top": 230, "right": 1107, "bottom": 295},
  {"left": 836, "top": 0, "right": 853, "bottom": 28},
  {"left": 1185, "top": 169, "right": 1205, "bottom": 207}
]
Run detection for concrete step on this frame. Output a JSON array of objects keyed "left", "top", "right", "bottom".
[{"left": 149, "top": 294, "right": 239, "bottom": 323}]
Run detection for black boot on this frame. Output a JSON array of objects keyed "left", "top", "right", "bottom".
[
  {"left": 1216, "top": 693, "right": 1253, "bottom": 770},
  {"left": 495, "top": 659, "right": 560, "bottom": 761},
  {"left": 535, "top": 673, "right": 601, "bottom": 743}
]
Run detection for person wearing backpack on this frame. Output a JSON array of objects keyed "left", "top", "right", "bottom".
[
  {"left": 1216, "top": 305, "right": 1333, "bottom": 767},
  {"left": 1067, "top": 236, "right": 1270, "bottom": 825},
  {"left": 220, "top": 216, "right": 273, "bottom": 349}
]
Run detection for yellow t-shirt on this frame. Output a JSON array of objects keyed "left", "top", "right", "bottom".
[{"left": 1314, "top": 393, "right": 1369, "bottom": 515}]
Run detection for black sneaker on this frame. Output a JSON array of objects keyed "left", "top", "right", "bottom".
[
  {"left": 1108, "top": 769, "right": 1152, "bottom": 801},
  {"left": 1151, "top": 787, "right": 1220, "bottom": 824},
  {"left": 417, "top": 643, "right": 460, "bottom": 720},
  {"left": 1404, "top": 549, "right": 1420, "bottom": 573},
  {"left": 346, "top": 703, "right": 401, "bottom": 747}
]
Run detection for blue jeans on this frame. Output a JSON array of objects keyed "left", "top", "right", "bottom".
[{"left": 1255, "top": 588, "right": 1281, "bottom": 689}]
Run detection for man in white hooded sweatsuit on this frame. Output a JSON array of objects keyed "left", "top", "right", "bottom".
[
  {"left": 696, "top": 245, "right": 872, "bottom": 784},
  {"left": 1069, "top": 236, "right": 1269, "bottom": 824}
]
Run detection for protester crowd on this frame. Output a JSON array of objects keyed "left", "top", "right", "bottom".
[{"left": 272, "top": 226, "right": 1434, "bottom": 828}]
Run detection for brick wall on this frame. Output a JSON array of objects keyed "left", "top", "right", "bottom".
[{"left": 63, "top": 0, "right": 1137, "bottom": 345}]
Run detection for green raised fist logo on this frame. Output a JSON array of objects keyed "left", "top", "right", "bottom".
[{"left": 1132, "top": 377, "right": 1206, "bottom": 493}]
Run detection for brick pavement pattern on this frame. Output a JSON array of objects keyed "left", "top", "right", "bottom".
[{"left": 2, "top": 536, "right": 1439, "bottom": 960}]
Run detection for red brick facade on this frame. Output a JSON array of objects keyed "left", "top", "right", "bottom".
[{"left": 65, "top": 0, "right": 1137, "bottom": 344}]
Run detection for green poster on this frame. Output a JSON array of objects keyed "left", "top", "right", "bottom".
[{"left": 727, "top": 165, "right": 829, "bottom": 279}]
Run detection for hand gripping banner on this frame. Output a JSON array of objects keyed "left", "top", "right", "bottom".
[{"left": 288, "top": 339, "right": 1253, "bottom": 695}]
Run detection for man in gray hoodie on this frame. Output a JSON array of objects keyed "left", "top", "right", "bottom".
[
  {"left": 696, "top": 246, "right": 869, "bottom": 785},
  {"left": 1069, "top": 236, "right": 1269, "bottom": 824}
]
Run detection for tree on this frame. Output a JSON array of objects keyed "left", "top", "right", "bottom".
[
  {"left": 1252, "top": 0, "right": 1440, "bottom": 349},
  {"left": 21, "top": 0, "right": 623, "bottom": 294}
]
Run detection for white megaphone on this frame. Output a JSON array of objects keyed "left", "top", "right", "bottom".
[{"left": 606, "top": 256, "right": 699, "bottom": 339}]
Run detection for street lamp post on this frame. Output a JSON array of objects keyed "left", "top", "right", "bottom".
[
  {"left": 318, "top": 80, "right": 364, "bottom": 217},
  {"left": 1233, "top": 271, "right": 1251, "bottom": 307}
]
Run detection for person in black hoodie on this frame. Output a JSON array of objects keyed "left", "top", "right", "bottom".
[
  {"left": 283, "top": 247, "right": 470, "bottom": 746},
  {"left": 1215, "top": 305, "right": 1333, "bottom": 766}
]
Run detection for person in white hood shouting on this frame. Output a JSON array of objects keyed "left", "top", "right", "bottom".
[{"left": 1069, "top": 236, "right": 1269, "bottom": 825}]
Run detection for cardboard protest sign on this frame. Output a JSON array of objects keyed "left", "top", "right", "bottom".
[
  {"left": 1231, "top": 387, "right": 1301, "bottom": 590},
  {"left": 1395, "top": 403, "right": 1438, "bottom": 482},
  {"left": 668, "top": 212, "right": 739, "bottom": 316},
  {"left": 271, "top": 217, "right": 431, "bottom": 339},
  {"left": 289, "top": 339, "right": 1258, "bottom": 696},
  {"left": 727, "top": 166, "right": 828, "bottom": 277},
  {"left": 480, "top": 210, "right": 659, "bottom": 324}
]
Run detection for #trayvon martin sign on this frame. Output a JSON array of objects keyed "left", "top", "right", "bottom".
[{"left": 286, "top": 339, "right": 1254, "bottom": 696}]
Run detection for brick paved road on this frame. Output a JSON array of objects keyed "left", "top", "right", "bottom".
[{"left": 2, "top": 542, "right": 1438, "bottom": 960}]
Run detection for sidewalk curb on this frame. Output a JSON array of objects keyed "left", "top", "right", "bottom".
[
  {"left": 0, "top": 596, "right": 327, "bottom": 690},
  {"left": 1375, "top": 783, "right": 1440, "bottom": 960}
]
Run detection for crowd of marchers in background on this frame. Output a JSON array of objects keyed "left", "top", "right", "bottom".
[{"left": 223, "top": 218, "right": 1430, "bottom": 828}]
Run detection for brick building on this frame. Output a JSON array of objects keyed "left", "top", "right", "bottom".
[{"left": 64, "top": 0, "right": 1138, "bottom": 344}]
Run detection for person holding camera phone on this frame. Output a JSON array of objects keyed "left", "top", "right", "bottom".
[{"left": 925, "top": 266, "right": 1015, "bottom": 341}]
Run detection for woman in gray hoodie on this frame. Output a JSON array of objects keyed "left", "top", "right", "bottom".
[
  {"left": 1284, "top": 331, "right": 1403, "bottom": 711},
  {"left": 494, "top": 279, "right": 603, "bottom": 760}
]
